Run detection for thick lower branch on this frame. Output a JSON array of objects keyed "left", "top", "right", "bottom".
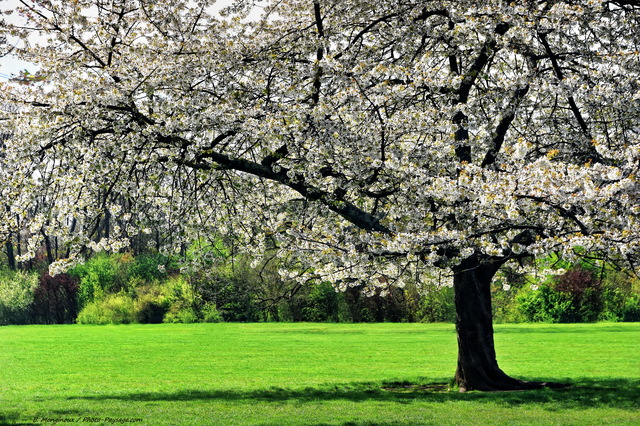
[{"left": 159, "top": 135, "right": 391, "bottom": 234}]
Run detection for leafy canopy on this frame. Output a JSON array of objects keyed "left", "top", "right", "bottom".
[{"left": 1, "top": 0, "right": 640, "bottom": 291}]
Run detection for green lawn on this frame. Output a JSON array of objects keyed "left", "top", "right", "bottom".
[{"left": 1, "top": 323, "right": 639, "bottom": 425}]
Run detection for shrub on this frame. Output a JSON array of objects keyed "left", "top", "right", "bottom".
[
  {"left": 129, "top": 253, "right": 168, "bottom": 282},
  {"left": 76, "top": 293, "right": 136, "bottom": 324},
  {"left": 134, "top": 294, "right": 167, "bottom": 324},
  {"left": 517, "top": 285, "right": 577, "bottom": 323},
  {"left": 191, "top": 269, "right": 260, "bottom": 322},
  {"left": 32, "top": 273, "right": 79, "bottom": 324},
  {"left": 516, "top": 287, "right": 547, "bottom": 322},
  {"left": 71, "top": 253, "right": 131, "bottom": 309},
  {"left": 0, "top": 269, "right": 38, "bottom": 325},
  {"left": 161, "top": 276, "right": 202, "bottom": 323},
  {"left": 164, "top": 307, "right": 199, "bottom": 323},
  {"left": 555, "top": 267, "right": 602, "bottom": 322},
  {"left": 514, "top": 263, "right": 609, "bottom": 323},
  {"left": 621, "top": 295, "right": 640, "bottom": 322},
  {"left": 597, "top": 269, "right": 640, "bottom": 321},
  {"left": 155, "top": 276, "right": 224, "bottom": 323},
  {"left": 200, "top": 302, "right": 223, "bottom": 323},
  {"left": 300, "top": 282, "right": 339, "bottom": 322},
  {"left": 419, "top": 288, "right": 455, "bottom": 323}
]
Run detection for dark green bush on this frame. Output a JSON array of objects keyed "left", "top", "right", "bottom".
[
  {"left": 597, "top": 269, "right": 640, "bottom": 321},
  {"left": 201, "top": 302, "right": 223, "bottom": 323},
  {"left": 300, "top": 282, "right": 339, "bottom": 322},
  {"left": 191, "top": 267, "right": 261, "bottom": 322},
  {"left": 134, "top": 294, "right": 167, "bottom": 324},
  {"left": 164, "top": 307, "right": 199, "bottom": 323},
  {"left": 161, "top": 276, "right": 222, "bottom": 323},
  {"left": 129, "top": 253, "right": 168, "bottom": 281},
  {"left": 621, "top": 295, "right": 640, "bottom": 321},
  {"left": 517, "top": 285, "right": 577, "bottom": 323},
  {"left": 415, "top": 286, "right": 455, "bottom": 323}
]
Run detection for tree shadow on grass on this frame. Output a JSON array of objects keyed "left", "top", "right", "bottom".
[
  {"left": 0, "top": 412, "right": 31, "bottom": 426},
  {"left": 0, "top": 408, "right": 85, "bottom": 426},
  {"left": 66, "top": 378, "right": 640, "bottom": 411}
]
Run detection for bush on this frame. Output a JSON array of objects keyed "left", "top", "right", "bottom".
[
  {"left": 621, "top": 295, "right": 640, "bottom": 322},
  {"left": 164, "top": 307, "right": 199, "bottom": 323},
  {"left": 134, "top": 293, "right": 167, "bottom": 324},
  {"left": 32, "top": 273, "right": 79, "bottom": 324},
  {"left": 300, "top": 282, "right": 339, "bottom": 322},
  {"left": 415, "top": 286, "right": 455, "bottom": 323},
  {"left": 517, "top": 285, "right": 578, "bottom": 323},
  {"left": 155, "top": 276, "right": 224, "bottom": 323},
  {"left": 161, "top": 276, "right": 202, "bottom": 323},
  {"left": 191, "top": 267, "right": 260, "bottom": 322},
  {"left": 76, "top": 293, "right": 136, "bottom": 324},
  {"left": 201, "top": 302, "right": 223, "bottom": 323},
  {"left": 71, "top": 253, "right": 131, "bottom": 309},
  {"left": 597, "top": 269, "right": 640, "bottom": 321},
  {"left": 0, "top": 269, "right": 38, "bottom": 325},
  {"left": 517, "top": 287, "right": 548, "bottom": 322},
  {"left": 129, "top": 253, "right": 168, "bottom": 281}
]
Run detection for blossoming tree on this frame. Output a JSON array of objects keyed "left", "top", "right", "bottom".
[{"left": 2, "top": 0, "right": 639, "bottom": 391}]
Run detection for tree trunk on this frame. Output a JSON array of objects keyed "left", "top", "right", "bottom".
[
  {"left": 453, "top": 256, "right": 547, "bottom": 391},
  {"left": 5, "top": 234, "right": 16, "bottom": 270}
]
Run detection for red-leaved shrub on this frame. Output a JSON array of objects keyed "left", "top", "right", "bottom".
[{"left": 32, "top": 273, "right": 79, "bottom": 324}]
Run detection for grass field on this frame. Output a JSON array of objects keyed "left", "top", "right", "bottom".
[{"left": 1, "top": 323, "right": 639, "bottom": 425}]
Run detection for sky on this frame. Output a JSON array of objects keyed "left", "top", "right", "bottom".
[
  {"left": 0, "top": 0, "right": 260, "bottom": 81},
  {"left": 0, "top": 0, "right": 35, "bottom": 80}
]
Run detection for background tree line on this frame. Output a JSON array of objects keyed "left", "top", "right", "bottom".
[{"left": 1, "top": 239, "right": 638, "bottom": 326}]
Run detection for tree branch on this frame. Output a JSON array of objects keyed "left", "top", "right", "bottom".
[
  {"left": 481, "top": 84, "right": 530, "bottom": 168},
  {"left": 157, "top": 135, "right": 392, "bottom": 234}
]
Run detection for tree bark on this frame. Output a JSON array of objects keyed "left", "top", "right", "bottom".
[
  {"left": 453, "top": 256, "right": 548, "bottom": 391},
  {"left": 5, "top": 234, "right": 16, "bottom": 270}
]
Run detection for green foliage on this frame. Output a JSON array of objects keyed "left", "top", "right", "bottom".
[
  {"left": 200, "top": 302, "right": 223, "bottom": 323},
  {"left": 4, "top": 247, "right": 639, "bottom": 325},
  {"left": 597, "top": 269, "right": 640, "bottom": 322},
  {"left": 76, "top": 293, "right": 136, "bottom": 324},
  {"left": 300, "top": 282, "right": 339, "bottom": 322},
  {"left": 414, "top": 286, "right": 456, "bottom": 323},
  {"left": 189, "top": 255, "right": 263, "bottom": 322},
  {"left": 161, "top": 276, "right": 200, "bottom": 323},
  {"left": 517, "top": 286, "right": 572, "bottom": 323},
  {"left": 493, "top": 256, "right": 640, "bottom": 323},
  {"left": 70, "top": 253, "right": 131, "bottom": 309},
  {"left": 128, "top": 253, "right": 168, "bottom": 281},
  {"left": 133, "top": 287, "right": 168, "bottom": 324},
  {"left": 164, "top": 307, "right": 199, "bottom": 323},
  {"left": 0, "top": 269, "right": 38, "bottom": 325},
  {"left": 65, "top": 262, "right": 225, "bottom": 324},
  {"left": 161, "top": 276, "right": 222, "bottom": 323},
  {"left": 620, "top": 295, "right": 640, "bottom": 321}
]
